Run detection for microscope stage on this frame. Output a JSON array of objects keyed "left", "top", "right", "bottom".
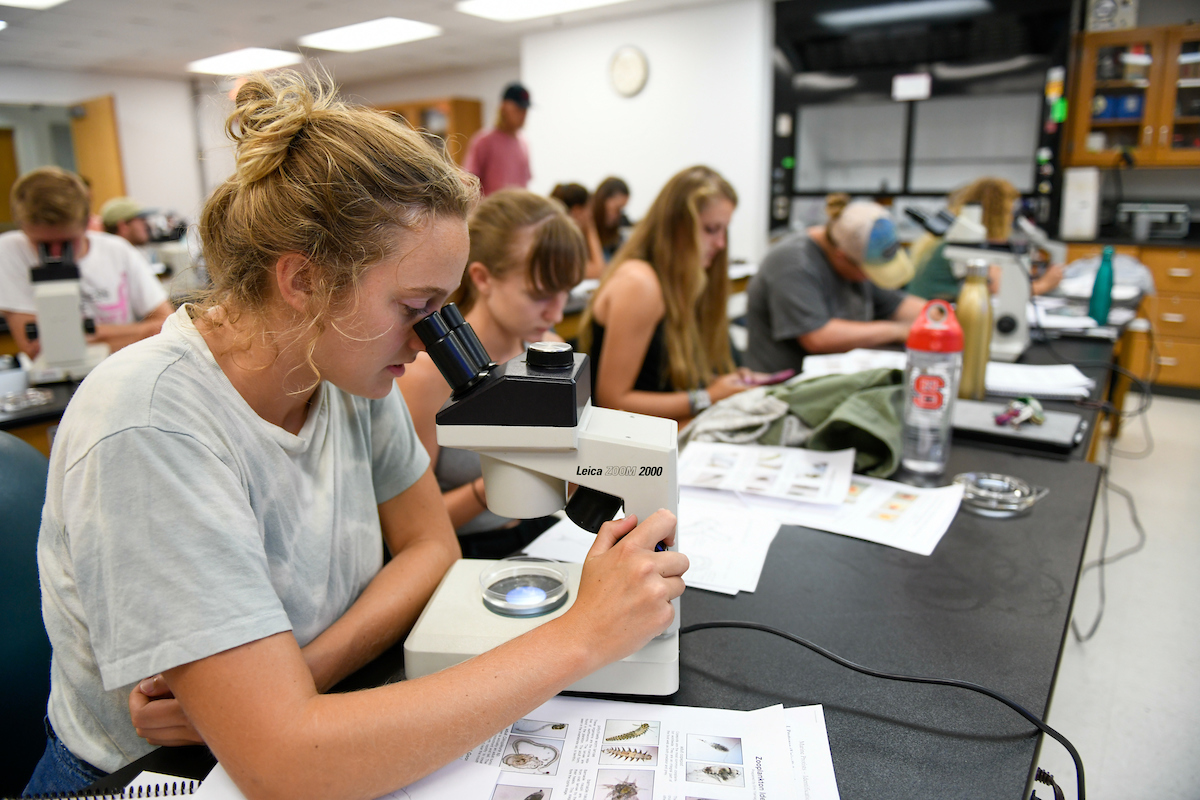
[{"left": 404, "top": 558, "right": 679, "bottom": 696}]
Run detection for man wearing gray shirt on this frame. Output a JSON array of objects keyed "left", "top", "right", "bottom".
[{"left": 746, "top": 200, "right": 924, "bottom": 373}]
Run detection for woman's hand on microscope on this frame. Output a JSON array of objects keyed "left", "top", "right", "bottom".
[{"left": 570, "top": 510, "right": 689, "bottom": 663}]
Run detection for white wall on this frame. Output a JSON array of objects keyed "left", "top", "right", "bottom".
[
  {"left": 520, "top": 0, "right": 774, "bottom": 263},
  {"left": 0, "top": 68, "right": 204, "bottom": 221}
]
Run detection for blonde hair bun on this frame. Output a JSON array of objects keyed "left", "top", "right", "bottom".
[{"left": 228, "top": 72, "right": 327, "bottom": 186}]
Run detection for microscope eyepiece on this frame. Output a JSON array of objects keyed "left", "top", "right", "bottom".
[
  {"left": 439, "top": 302, "right": 495, "bottom": 369},
  {"left": 413, "top": 305, "right": 492, "bottom": 396}
]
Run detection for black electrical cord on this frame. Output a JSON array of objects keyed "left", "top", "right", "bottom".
[
  {"left": 679, "top": 620, "right": 1086, "bottom": 800},
  {"left": 1071, "top": 432, "right": 1150, "bottom": 644}
]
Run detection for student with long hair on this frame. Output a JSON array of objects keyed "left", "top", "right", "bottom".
[
  {"left": 907, "top": 176, "right": 1063, "bottom": 300},
  {"left": 27, "top": 72, "right": 685, "bottom": 800},
  {"left": 398, "top": 188, "right": 586, "bottom": 557},
  {"left": 591, "top": 176, "right": 630, "bottom": 263},
  {"left": 579, "top": 166, "right": 768, "bottom": 422}
]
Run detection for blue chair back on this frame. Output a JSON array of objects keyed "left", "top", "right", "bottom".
[{"left": 0, "top": 431, "right": 52, "bottom": 795}]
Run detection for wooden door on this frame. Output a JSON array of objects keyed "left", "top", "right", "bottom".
[
  {"left": 1153, "top": 23, "right": 1200, "bottom": 166},
  {"left": 69, "top": 95, "right": 125, "bottom": 213},
  {"left": 0, "top": 128, "right": 17, "bottom": 223}
]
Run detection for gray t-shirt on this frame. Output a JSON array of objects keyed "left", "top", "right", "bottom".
[
  {"left": 745, "top": 232, "right": 907, "bottom": 373},
  {"left": 39, "top": 306, "right": 429, "bottom": 772}
]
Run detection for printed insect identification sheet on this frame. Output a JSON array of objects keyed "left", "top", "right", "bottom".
[
  {"left": 688, "top": 475, "right": 963, "bottom": 556},
  {"left": 678, "top": 443, "right": 854, "bottom": 506},
  {"left": 460, "top": 695, "right": 796, "bottom": 800}
]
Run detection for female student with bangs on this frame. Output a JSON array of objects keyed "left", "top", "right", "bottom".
[
  {"left": 27, "top": 72, "right": 686, "bottom": 800},
  {"left": 579, "top": 166, "right": 769, "bottom": 422},
  {"left": 398, "top": 188, "right": 586, "bottom": 557}
]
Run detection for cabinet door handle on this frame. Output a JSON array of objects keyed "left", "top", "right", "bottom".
[
  {"left": 1156, "top": 357, "right": 1179, "bottom": 367},
  {"left": 1160, "top": 313, "right": 1187, "bottom": 323},
  {"left": 1168, "top": 268, "right": 1193, "bottom": 278},
  {"left": 1161, "top": 126, "right": 1169, "bottom": 147},
  {"left": 1144, "top": 125, "right": 1154, "bottom": 145}
]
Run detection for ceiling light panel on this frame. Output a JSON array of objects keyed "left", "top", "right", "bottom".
[
  {"left": 818, "top": 0, "right": 992, "bottom": 30},
  {"left": 456, "top": 0, "right": 636, "bottom": 23},
  {"left": 0, "top": 0, "right": 69, "bottom": 8},
  {"left": 298, "top": 17, "right": 442, "bottom": 52},
  {"left": 186, "top": 47, "right": 303, "bottom": 76}
]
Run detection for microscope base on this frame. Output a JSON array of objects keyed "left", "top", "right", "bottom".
[
  {"left": 989, "top": 338, "right": 1028, "bottom": 363},
  {"left": 18, "top": 344, "right": 109, "bottom": 385},
  {"left": 405, "top": 558, "right": 680, "bottom": 696}
]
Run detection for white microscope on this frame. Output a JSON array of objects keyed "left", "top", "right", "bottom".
[
  {"left": 909, "top": 205, "right": 1031, "bottom": 363},
  {"left": 402, "top": 304, "right": 681, "bottom": 695},
  {"left": 17, "top": 241, "right": 109, "bottom": 384}
]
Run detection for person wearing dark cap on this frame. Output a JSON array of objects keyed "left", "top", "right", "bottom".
[
  {"left": 463, "top": 82, "right": 532, "bottom": 197},
  {"left": 100, "top": 196, "right": 152, "bottom": 247},
  {"left": 745, "top": 194, "right": 924, "bottom": 373}
]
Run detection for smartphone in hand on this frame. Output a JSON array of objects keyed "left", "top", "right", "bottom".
[{"left": 746, "top": 368, "right": 796, "bottom": 386}]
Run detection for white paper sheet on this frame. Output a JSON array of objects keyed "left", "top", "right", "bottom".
[
  {"left": 679, "top": 442, "right": 855, "bottom": 506},
  {"left": 192, "top": 758, "right": 500, "bottom": 800},
  {"left": 683, "top": 475, "right": 963, "bottom": 557},
  {"left": 464, "top": 696, "right": 795, "bottom": 800},
  {"left": 784, "top": 706, "right": 842, "bottom": 800},
  {"left": 523, "top": 496, "right": 781, "bottom": 596},
  {"left": 797, "top": 348, "right": 907, "bottom": 379}
]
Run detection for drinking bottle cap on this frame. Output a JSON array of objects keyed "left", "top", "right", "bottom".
[{"left": 907, "top": 299, "right": 963, "bottom": 353}]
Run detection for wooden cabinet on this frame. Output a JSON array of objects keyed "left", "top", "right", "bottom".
[
  {"left": 374, "top": 98, "right": 482, "bottom": 165},
  {"left": 1067, "top": 243, "right": 1200, "bottom": 389},
  {"left": 1066, "top": 24, "right": 1200, "bottom": 167}
]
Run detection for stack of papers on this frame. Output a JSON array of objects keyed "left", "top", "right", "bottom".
[
  {"left": 985, "top": 362, "right": 1095, "bottom": 399},
  {"left": 194, "top": 696, "right": 841, "bottom": 800}
]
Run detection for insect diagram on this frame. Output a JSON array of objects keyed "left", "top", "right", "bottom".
[
  {"left": 685, "top": 734, "right": 743, "bottom": 763},
  {"left": 602, "top": 720, "right": 659, "bottom": 744},
  {"left": 598, "top": 745, "right": 658, "bottom": 767},
  {"left": 594, "top": 769, "right": 653, "bottom": 800},
  {"left": 501, "top": 738, "right": 561, "bottom": 775},
  {"left": 512, "top": 719, "right": 569, "bottom": 738},
  {"left": 685, "top": 764, "right": 744, "bottom": 787},
  {"left": 489, "top": 787, "right": 551, "bottom": 800}
]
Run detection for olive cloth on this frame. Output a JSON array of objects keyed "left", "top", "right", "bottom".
[{"left": 680, "top": 368, "right": 904, "bottom": 478}]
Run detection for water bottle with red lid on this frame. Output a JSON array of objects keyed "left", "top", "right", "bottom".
[{"left": 902, "top": 299, "right": 963, "bottom": 475}]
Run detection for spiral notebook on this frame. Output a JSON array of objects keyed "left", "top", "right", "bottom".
[{"left": 10, "top": 772, "right": 198, "bottom": 799}]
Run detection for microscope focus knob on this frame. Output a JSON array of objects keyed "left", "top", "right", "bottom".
[
  {"left": 527, "top": 341, "right": 574, "bottom": 370},
  {"left": 83, "top": 317, "right": 96, "bottom": 335},
  {"left": 24, "top": 322, "right": 38, "bottom": 341},
  {"left": 996, "top": 315, "right": 1018, "bottom": 335}
]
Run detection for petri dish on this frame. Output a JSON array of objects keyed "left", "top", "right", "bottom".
[
  {"left": 480, "top": 557, "right": 569, "bottom": 617},
  {"left": 953, "top": 472, "right": 1049, "bottom": 518}
]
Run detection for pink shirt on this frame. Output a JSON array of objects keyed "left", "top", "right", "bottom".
[{"left": 463, "top": 128, "right": 531, "bottom": 196}]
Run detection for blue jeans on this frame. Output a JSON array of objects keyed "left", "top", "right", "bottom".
[{"left": 22, "top": 719, "right": 108, "bottom": 797}]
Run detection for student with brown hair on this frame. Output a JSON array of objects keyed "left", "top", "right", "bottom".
[
  {"left": 906, "top": 176, "right": 1064, "bottom": 300},
  {"left": 549, "top": 182, "right": 605, "bottom": 279},
  {"left": 398, "top": 188, "right": 586, "bottom": 557},
  {"left": 28, "top": 72, "right": 685, "bottom": 799},
  {"left": 579, "top": 165, "right": 770, "bottom": 422},
  {"left": 0, "top": 167, "right": 171, "bottom": 359},
  {"left": 591, "top": 176, "right": 630, "bottom": 262},
  {"left": 745, "top": 194, "right": 924, "bottom": 373}
]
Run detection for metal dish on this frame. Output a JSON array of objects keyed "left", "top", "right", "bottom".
[{"left": 953, "top": 472, "right": 1049, "bottom": 518}]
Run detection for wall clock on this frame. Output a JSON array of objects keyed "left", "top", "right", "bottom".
[{"left": 610, "top": 45, "right": 649, "bottom": 98}]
